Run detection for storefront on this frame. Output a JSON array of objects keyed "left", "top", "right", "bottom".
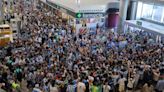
[
  {"left": 46, "top": 0, "right": 77, "bottom": 27},
  {"left": 75, "top": 13, "right": 105, "bottom": 33},
  {"left": 62, "top": 12, "right": 75, "bottom": 26},
  {"left": 46, "top": 0, "right": 106, "bottom": 31},
  {"left": 76, "top": 13, "right": 105, "bottom": 26},
  {"left": 41, "top": 0, "right": 119, "bottom": 33},
  {"left": 10, "top": 18, "right": 21, "bottom": 38}
]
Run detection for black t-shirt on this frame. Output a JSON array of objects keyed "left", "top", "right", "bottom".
[
  {"left": 85, "top": 82, "right": 89, "bottom": 92},
  {"left": 143, "top": 70, "right": 153, "bottom": 83},
  {"left": 6, "top": 47, "right": 12, "bottom": 56},
  {"left": 60, "top": 84, "right": 67, "bottom": 92},
  {"left": 2, "top": 72, "right": 7, "bottom": 81}
]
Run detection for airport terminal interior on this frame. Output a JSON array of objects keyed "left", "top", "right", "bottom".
[{"left": 0, "top": 0, "right": 164, "bottom": 92}]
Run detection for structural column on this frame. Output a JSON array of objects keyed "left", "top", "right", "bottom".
[
  {"left": 130, "top": 1, "right": 138, "bottom": 20},
  {"left": 117, "top": 0, "right": 129, "bottom": 34},
  {"left": 0, "top": 0, "right": 3, "bottom": 19}
]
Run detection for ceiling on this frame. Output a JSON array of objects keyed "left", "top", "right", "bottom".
[{"left": 47, "top": 0, "right": 119, "bottom": 13}]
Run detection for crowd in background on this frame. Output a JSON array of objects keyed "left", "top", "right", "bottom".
[{"left": 0, "top": 2, "right": 164, "bottom": 92}]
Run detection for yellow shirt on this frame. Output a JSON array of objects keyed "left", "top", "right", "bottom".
[{"left": 12, "top": 82, "right": 20, "bottom": 89}]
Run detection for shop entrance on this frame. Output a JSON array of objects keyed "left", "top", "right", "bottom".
[{"left": 75, "top": 13, "right": 105, "bottom": 34}]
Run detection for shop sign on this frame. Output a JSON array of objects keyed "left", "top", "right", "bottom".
[
  {"left": 76, "top": 13, "right": 83, "bottom": 18},
  {"left": 136, "top": 21, "right": 142, "bottom": 26},
  {"left": 76, "top": 13, "right": 104, "bottom": 18},
  {"left": 83, "top": 14, "right": 104, "bottom": 18}
]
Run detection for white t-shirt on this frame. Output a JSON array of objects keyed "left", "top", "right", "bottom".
[
  {"left": 118, "top": 78, "right": 126, "bottom": 86},
  {"left": 77, "top": 82, "right": 86, "bottom": 92},
  {"left": 19, "top": 58, "right": 25, "bottom": 64},
  {"left": 50, "top": 86, "right": 58, "bottom": 92},
  {"left": 38, "top": 37, "right": 42, "bottom": 43},
  {"left": 32, "top": 88, "right": 42, "bottom": 92},
  {"left": 103, "top": 85, "right": 111, "bottom": 92},
  {"left": 118, "top": 78, "right": 126, "bottom": 92},
  {"left": 127, "top": 78, "right": 135, "bottom": 88}
]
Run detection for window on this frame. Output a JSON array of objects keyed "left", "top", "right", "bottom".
[
  {"left": 136, "top": 2, "right": 164, "bottom": 23},
  {"left": 162, "top": 10, "right": 164, "bottom": 23},
  {"left": 141, "top": 4, "right": 153, "bottom": 19},
  {"left": 152, "top": 5, "right": 163, "bottom": 22}
]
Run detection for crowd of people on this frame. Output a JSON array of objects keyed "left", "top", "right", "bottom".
[{"left": 0, "top": 1, "right": 164, "bottom": 92}]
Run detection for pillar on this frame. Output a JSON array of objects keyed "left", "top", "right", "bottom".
[
  {"left": 0, "top": 0, "right": 3, "bottom": 17},
  {"left": 117, "top": 0, "right": 129, "bottom": 34},
  {"left": 0, "top": 1, "right": 2, "bottom": 17},
  {"left": 130, "top": 1, "right": 138, "bottom": 20},
  {"left": 108, "top": 13, "right": 119, "bottom": 28},
  {"left": 0, "top": 0, "right": 4, "bottom": 23}
]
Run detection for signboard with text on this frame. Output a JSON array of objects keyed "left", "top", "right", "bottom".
[
  {"left": 136, "top": 21, "right": 142, "bottom": 26},
  {"left": 83, "top": 13, "right": 104, "bottom": 18},
  {"left": 76, "top": 13, "right": 104, "bottom": 18}
]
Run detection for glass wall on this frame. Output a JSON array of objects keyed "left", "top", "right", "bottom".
[
  {"left": 162, "top": 11, "right": 164, "bottom": 23},
  {"left": 136, "top": 2, "right": 143, "bottom": 19},
  {"left": 136, "top": 2, "right": 164, "bottom": 23},
  {"left": 152, "top": 5, "right": 163, "bottom": 21},
  {"left": 142, "top": 4, "right": 153, "bottom": 19}
]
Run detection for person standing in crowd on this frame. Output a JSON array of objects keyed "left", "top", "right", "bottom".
[
  {"left": 0, "top": 83, "right": 6, "bottom": 92},
  {"left": 103, "top": 80, "right": 111, "bottom": 92},
  {"left": 118, "top": 75, "right": 126, "bottom": 92},
  {"left": 127, "top": 77, "right": 135, "bottom": 92},
  {"left": 155, "top": 77, "right": 164, "bottom": 92},
  {"left": 66, "top": 79, "right": 76, "bottom": 92},
  {"left": 50, "top": 80, "right": 58, "bottom": 92},
  {"left": 77, "top": 78, "right": 86, "bottom": 92},
  {"left": 152, "top": 67, "right": 160, "bottom": 86},
  {"left": 32, "top": 84, "right": 42, "bottom": 92}
]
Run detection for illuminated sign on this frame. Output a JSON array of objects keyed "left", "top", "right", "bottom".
[
  {"left": 76, "top": 13, "right": 82, "bottom": 18},
  {"left": 83, "top": 14, "right": 103, "bottom": 18},
  {"left": 76, "top": 13, "right": 104, "bottom": 18},
  {"left": 136, "top": 21, "right": 142, "bottom": 26}
]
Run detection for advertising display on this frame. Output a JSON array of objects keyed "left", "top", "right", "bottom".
[
  {"left": 0, "top": 24, "right": 13, "bottom": 46},
  {"left": 76, "top": 13, "right": 104, "bottom": 18}
]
